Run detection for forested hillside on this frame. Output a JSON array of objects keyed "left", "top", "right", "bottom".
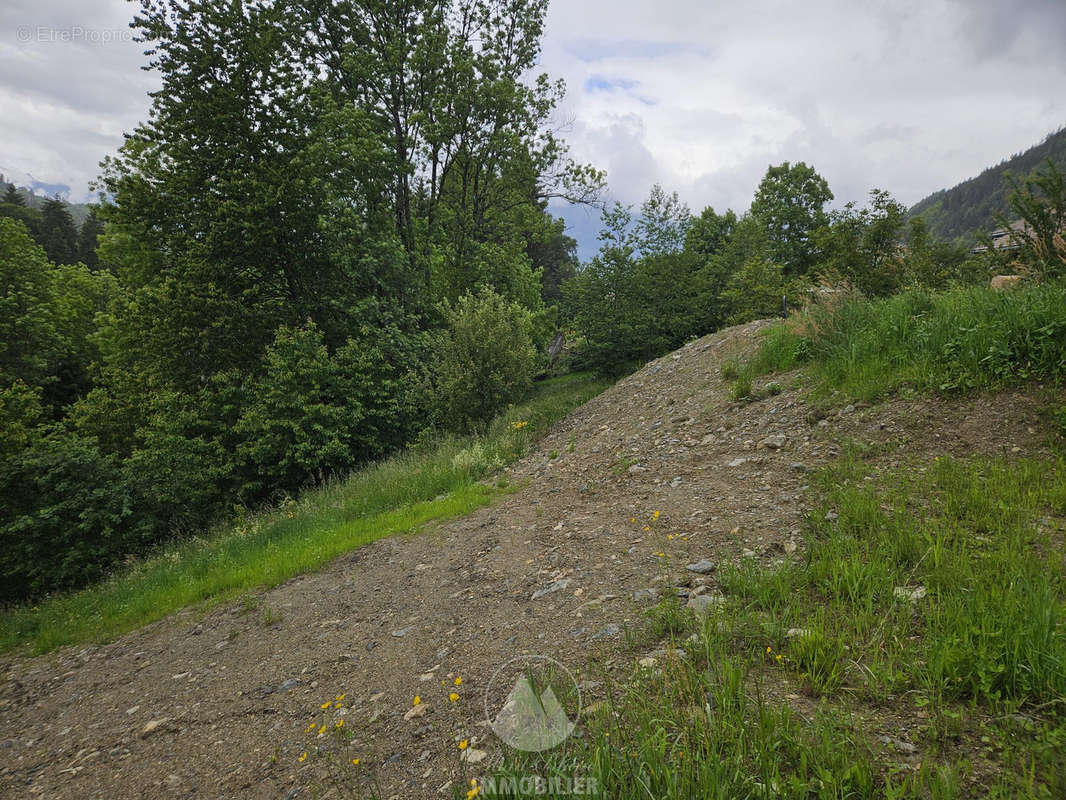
[
  {"left": 0, "top": 0, "right": 601, "bottom": 602},
  {"left": 907, "top": 127, "right": 1066, "bottom": 242}
]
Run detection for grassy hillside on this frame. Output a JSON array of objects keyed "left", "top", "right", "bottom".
[
  {"left": 908, "top": 127, "right": 1066, "bottom": 243},
  {"left": 0, "top": 372, "right": 609, "bottom": 655}
]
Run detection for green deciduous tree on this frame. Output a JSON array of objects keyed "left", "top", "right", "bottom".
[
  {"left": 814, "top": 189, "right": 906, "bottom": 296},
  {"left": 434, "top": 288, "right": 538, "bottom": 431},
  {"left": 750, "top": 161, "right": 833, "bottom": 276},
  {"left": 1002, "top": 159, "right": 1066, "bottom": 277}
]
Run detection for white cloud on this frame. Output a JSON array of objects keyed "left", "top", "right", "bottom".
[
  {"left": 0, "top": 0, "right": 1062, "bottom": 254},
  {"left": 542, "top": 0, "right": 1066, "bottom": 255}
]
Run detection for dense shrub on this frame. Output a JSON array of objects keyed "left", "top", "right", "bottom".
[{"left": 434, "top": 288, "right": 538, "bottom": 430}]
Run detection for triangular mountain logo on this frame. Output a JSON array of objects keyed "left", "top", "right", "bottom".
[{"left": 490, "top": 673, "right": 576, "bottom": 751}]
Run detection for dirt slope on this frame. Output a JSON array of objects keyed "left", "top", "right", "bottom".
[{"left": 0, "top": 320, "right": 1050, "bottom": 799}]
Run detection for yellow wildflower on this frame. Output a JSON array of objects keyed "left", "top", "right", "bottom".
[
  {"left": 643, "top": 525, "right": 650, "bottom": 531},
  {"left": 318, "top": 725, "right": 326, "bottom": 735},
  {"left": 458, "top": 739, "right": 469, "bottom": 750},
  {"left": 336, "top": 693, "right": 345, "bottom": 701},
  {"left": 449, "top": 692, "right": 460, "bottom": 702},
  {"left": 335, "top": 719, "right": 345, "bottom": 729},
  {"left": 320, "top": 701, "right": 330, "bottom": 709},
  {"left": 653, "top": 510, "right": 660, "bottom": 520},
  {"left": 305, "top": 722, "right": 316, "bottom": 733},
  {"left": 413, "top": 695, "right": 421, "bottom": 706},
  {"left": 454, "top": 676, "right": 462, "bottom": 687},
  {"left": 298, "top": 752, "right": 308, "bottom": 763},
  {"left": 352, "top": 757, "right": 360, "bottom": 766}
]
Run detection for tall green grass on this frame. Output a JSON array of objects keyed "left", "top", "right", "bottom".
[
  {"left": 491, "top": 453, "right": 1066, "bottom": 798},
  {"left": 0, "top": 372, "right": 609, "bottom": 655},
  {"left": 740, "top": 281, "right": 1066, "bottom": 402}
]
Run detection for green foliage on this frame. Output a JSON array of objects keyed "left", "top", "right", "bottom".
[
  {"left": 750, "top": 160, "right": 833, "bottom": 276},
  {"left": 0, "top": 372, "right": 607, "bottom": 654},
  {"left": 1001, "top": 159, "right": 1066, "bottom": 278},
  {"left": 0, "top": 427, "right": 144, "bottom": 601},
  {"left": 813, "top": 188, "right": 906, "bottom": 296},
  {"left": 38, "top": 196, "right": 79, "bottom": 265},
  {"left": 234, "top": 324, "right": 364, "bottom": 496},
  {"left": 434, "top": 289, "right": 538, "bottom": 431},
  {"left": 563, "top": 188, "right": 710, "bottom": 374},
  {"left": 77, "top": 209, "right": 105, "bottom": 271},
  {"left": 2, "top": 183, "right": 23, "bottom": 205},
  {"left": 902, "top": 217, "right": 976, "bottom": 290},
  {"left": 0, "top": 218, "right": 117, "bottom": 412},
  {"left": 746, "top": 281, "right": 1066, "bottom": 402},
  {"left": 0, "top": 0, "right": 602, "bottom": 605}
]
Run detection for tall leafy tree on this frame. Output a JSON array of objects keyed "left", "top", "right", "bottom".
[
  {"left": 813, "top": 189, "right": 906, "bottom": 296},
  {"left": 3, "top": 184, "right": 23, "bottom": 206},
  {"left": 77, "top": 209, "right": 106, "bottom": 271},
  {"left": 750, "top": 161, "right": 833, "bottom": 276},
  {"left": 301, "top": 0, "right": 602, "bottom": 307},
  {"left": 527, "top": 211, "right": 578, "bottom": 304},
  {"left": 39, "top": 196, "right": 79, "bottom": 265}
]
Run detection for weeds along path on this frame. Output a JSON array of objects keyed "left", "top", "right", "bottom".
[{"left": 0, "top": 320, "right": 1052, "bottom": 799}]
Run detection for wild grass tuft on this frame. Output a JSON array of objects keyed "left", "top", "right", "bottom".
[{"left": 744, "top": 280, "right": 1066, "bottom": 402}]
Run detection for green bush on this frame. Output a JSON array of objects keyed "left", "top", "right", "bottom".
[
  {"left": 233, "top": 323, "right": 365, "bottom": 497},
  {"left": 434, "top": 288, "right": 538, "bottom": 430},
  {"left": 0, "top": 427, "right": 147, "bottom": 601}
]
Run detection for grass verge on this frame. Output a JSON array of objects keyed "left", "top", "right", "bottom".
[
  {"left": 493, "top": 452, "right": 1066, "bottom": 798},
  {"left": 0, "top": 372, "right": 609, "bottom": 655},
  {"left": 730, "top": 281, "right": 1066, "bottom": 404}
]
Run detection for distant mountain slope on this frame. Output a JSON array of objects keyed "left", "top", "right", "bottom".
[
  {"left": 907, "top": 127, "right": 1066, "bottom": 242},
  {"left": 0, "top": 174, "right": 91, "bottom": 226}
]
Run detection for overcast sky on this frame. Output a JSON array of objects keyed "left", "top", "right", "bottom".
[{"left": 2, "top": 0, "right": 1064, "bottom": 257}]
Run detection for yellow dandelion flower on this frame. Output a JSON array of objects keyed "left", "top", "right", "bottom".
[
  {"left": 667, "top": 534, "right": 674, "bottom": 540},
  {"left": 775, "top": 654, "right": 783, "bottom": 662},
  {"left": 336, "top": 693, "right": 345, "bottom": 701},
  {"left": 643, "top": 525, "right": 650, "bottom": 532},
  {"left": 630, "top": 518, "right": 636, "bottom": 523},
  {"left": 449, "top": 692, "right": 460, "bottom": 702},
  {"left": 298, "top": 752, "right": 308, "bottom": 763},
  {"left": 653, "top": 510, "right": 660, "bottom": 520},
  {"left": 305, "top": 722, "right": 316, "bottom": 733},
  {"left": 413, "top": 695, "right": 421, "bottom": 706},
  {"left": 335, "top": 719, "right": 345, "bottom": 728},
  {"left": 352, "top": 757, "right": 360, "bottom": 766},
  {"left": 467, "top": 788, "right": 481, "bottom": 799},
  {"left": 454, "top": 676, "right": 462, "bottom": 687},
  {"left": 320, "top": 701, "right": 331, "bottom": 709},
  {"left": 318, "top": 725, "right": 326, "bottom": 735},
  {"left": 766, "top": 646, "right": 772, "bottom": 654},
  {"left": 458, "top": 739, "right": 469, "bottom": 750}
]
